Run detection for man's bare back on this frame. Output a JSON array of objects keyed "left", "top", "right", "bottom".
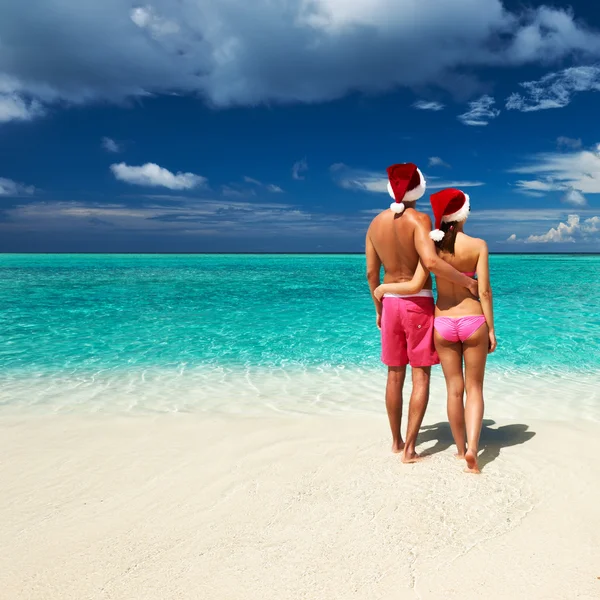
[{"left": 367, "top": 207, "right": 433, "bottom": 289}]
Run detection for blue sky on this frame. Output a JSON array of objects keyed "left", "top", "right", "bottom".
[{"left": 1, "top": 0, "right": 600, "bottom": 252}]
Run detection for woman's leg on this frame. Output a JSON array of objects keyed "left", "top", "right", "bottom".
[
  {"left": 462, "top": 323, "right": 489, "bottom": 473},
  {"left": 434, "top": 331, "right": 466, "bottom": 457}
]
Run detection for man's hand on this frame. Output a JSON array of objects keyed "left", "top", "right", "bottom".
[
  {"left": 468, "top": 279, "right": 479, "bottom": 298},
  {"left": 413, "top": 212, "right": 478, "bottom": 292},
  {"left": 376, "top": 311, "right": 382, "bottom": 330}
]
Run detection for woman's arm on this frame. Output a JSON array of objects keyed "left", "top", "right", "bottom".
[
  {"left": 374, "top": 261, "right": 429, "bottom": 301},
  {"left": 476, "top": 241, "right": 497, "bottom": 353}
]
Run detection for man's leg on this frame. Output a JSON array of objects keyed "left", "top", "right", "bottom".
[
  {"left": 386, "top": 366, "right": 407, "bottom": 453},
  {"left": 402, "top": 366, "right": 431, "bottom": 463},
  {"left": 380, "top": 297, "right": 408, "bottom": 453}
]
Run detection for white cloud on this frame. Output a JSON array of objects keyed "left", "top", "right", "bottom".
[
  {"left": 458, "top": 95, "right": 500, "bottom": 126},
  {"left": 243, "top": 176, "right": 284, "bottom": 193},
  {"left": 428, "top": 180, "right": 485, "bottom": 189},
  {"left": 506, "top": 66, "right": 600, "bottom": 112},
  {"left": 413, "top": 101, "right": 444, "bottom": 111},
  {"left": 470, "top": 208, "right": 598, "bottom": 222},
  {"left": 101, "top": 137, "right": 121, "bottom": 153},
  {"left": 563, "top": 189, "right": 586, "bottom": 206},
  {"left": 330, "top": 164, "right": 484, "bottom": 193},
  {"left": 512, "top": 143, "right": 600, "bottom": 196},
  {"left": 0, "top": 197, "right": 369, "bottom": 241},
  {"left": 526, "top": 214, "right": 600, "bottom": 243},
  {"left": 2, "top": 2, "right": 600, "bottom": 114},
  {"left": 515, "top": 180, "right": 557, "bottom": 192},
  {"left": 130, "top": 6, "right": 180, "bottom": 38},
  {"left": 331, "top": 165, "right": 388, "bottom": 193},
  {"left": 518, "top": 190, "right": 545, "bottom": 198},
  {"left": 557, "top": 136, "right": 582, "bottom": 150},
  {"left": 292, "top": 158, "right": 308, "bottom": 180},
  {"left": 221, "top": 185, "right": 254, "bottom": 198},
  {"left": 503, "top": 7, "right": 600, "bottom": 63},
  {"left": 469, "top": 208, "right": 600, "bottom": 244},
  {"left": 0, "top": 177, "right": 35, "bottom": 196},
  {"left": 0, "top": 92, "right": 44, "bottom": 123},
  {"left": 2, "top": 197, "right": 597, "bottom": 249},
  {"left": 110, "top": 162, "right": 207, "bottom": 190},
  {"left": 428, "top": 156, "right": 450, "bottom": 168}
]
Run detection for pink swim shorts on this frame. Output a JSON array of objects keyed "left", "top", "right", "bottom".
[{"left": 381, "top": 294, "right": 439, "bottom": 368}]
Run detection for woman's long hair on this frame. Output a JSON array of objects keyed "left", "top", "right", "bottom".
[{"left": 434, "top": 221, "right": 460, "bottom": 255}]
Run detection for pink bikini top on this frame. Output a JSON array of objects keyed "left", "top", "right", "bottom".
[{"left": 463, "top": 272, "right": 476, "bottom": 277}]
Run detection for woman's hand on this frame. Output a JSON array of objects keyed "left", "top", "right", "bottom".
[
  {"left": 374, "top": 285, "right": 386, "bottom": 301},
  {"left": 488, "top": 330, "right": 497, "bottom": 354}
]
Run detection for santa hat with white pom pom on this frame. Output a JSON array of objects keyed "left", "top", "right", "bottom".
[
  {"left": 429, "top": 188, "right": 471, "bottom": 241},
  {"left": 386, "top": 163, "right": 426, "bottom": 214}
]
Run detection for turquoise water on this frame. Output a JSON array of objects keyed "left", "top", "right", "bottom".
[
  {"left": 0, "top": 254, "right": 599, "bottom": 417},
  {"left": 1, "top": 253, "right": 599, "bottom": 373}
]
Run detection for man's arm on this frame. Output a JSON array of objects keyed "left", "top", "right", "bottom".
[
  {"left": 413, "top": 214, "right": 478, "bottom": 295},
  {"left": 365, "top": 231, "right": 383, "bottom": 328}
]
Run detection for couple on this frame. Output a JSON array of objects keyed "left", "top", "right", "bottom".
[{"left": 366, "top": 163, "right": 496, "bottom": 474}]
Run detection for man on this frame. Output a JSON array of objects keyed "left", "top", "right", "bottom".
[{"left": 365, "top": 163, "right": 478, "bottom": 463}]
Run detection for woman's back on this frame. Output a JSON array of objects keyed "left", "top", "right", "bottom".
[{"left": 435, "top": 232, "right": 484, "bottom": 317}]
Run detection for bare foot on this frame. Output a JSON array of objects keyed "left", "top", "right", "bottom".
[
  {"left": 401, "top": 449, "right": 423, "bottom": 464},
  {"left": 465, "top": 449, "right": 481, "bottom": 474},
  {"left": 454, "top": 452, "right": 466, "bottom": 460},
  {"left": 391, "top": 441, "right": 405, "bottom": 454}
]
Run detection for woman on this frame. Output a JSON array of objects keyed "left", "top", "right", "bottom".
[{"left": 374, "top": 188, "right": 496, "bottom": 474}]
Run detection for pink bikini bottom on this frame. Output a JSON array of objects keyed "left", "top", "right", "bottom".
[{"left": 434, "top": 316, "right": 486, "bottom": 343}]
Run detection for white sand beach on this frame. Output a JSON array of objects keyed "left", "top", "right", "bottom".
[{"left": 1, "top": 413, "right": 599, "bottom": 600}]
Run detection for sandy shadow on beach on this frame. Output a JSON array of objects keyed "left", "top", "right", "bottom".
[{"left": 418, "top": 420, "right": 536, "bottom": 470}]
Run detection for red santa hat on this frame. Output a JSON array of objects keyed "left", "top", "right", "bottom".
[
  {"left": 386, "top": 163, "right": 426, "bottom": 214},
  {"left": 429, "top": 188, "right": 471, "bottom": 241}
]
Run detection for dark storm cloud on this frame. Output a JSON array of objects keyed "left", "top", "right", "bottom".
[{"left": 1, "top": 1, "right": 600, "bottom": 121}]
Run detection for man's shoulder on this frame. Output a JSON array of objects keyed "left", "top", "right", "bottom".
[
  {"left": 368, "top": 209, "right": 391, "bottom": 229},
  {"left": 404, "top": 208, "right": 432, "bottom": 227}
]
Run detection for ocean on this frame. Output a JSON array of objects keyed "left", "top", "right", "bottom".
[{"left": 1, "top": 253, "right": 599, "bottom": 418}]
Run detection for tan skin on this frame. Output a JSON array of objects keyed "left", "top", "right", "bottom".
[
  {"left": 375, "top": 221, "right": 496, "bottom": 474},
  {"left": 366, "top": 205, "right": 479, "bottom": 463}
]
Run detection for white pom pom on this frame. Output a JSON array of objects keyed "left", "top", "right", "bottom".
[
  {"left": 429, "top": 229, "right": 444, "bottom": 241},
  {"left": 390, "top": 202, "right": 405, "bottom": 214}
]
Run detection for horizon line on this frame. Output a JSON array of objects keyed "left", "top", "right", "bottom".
[{"left": 1, "top": 251, "right": 599, "bottom": 256}]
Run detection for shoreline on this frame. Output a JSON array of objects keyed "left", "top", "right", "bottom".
[
  {"left": 2, "top": 368, "right": 600, "bottom": 422},
  {"left": 1, "top": 412, "right": 599, "bottom": 599}
]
